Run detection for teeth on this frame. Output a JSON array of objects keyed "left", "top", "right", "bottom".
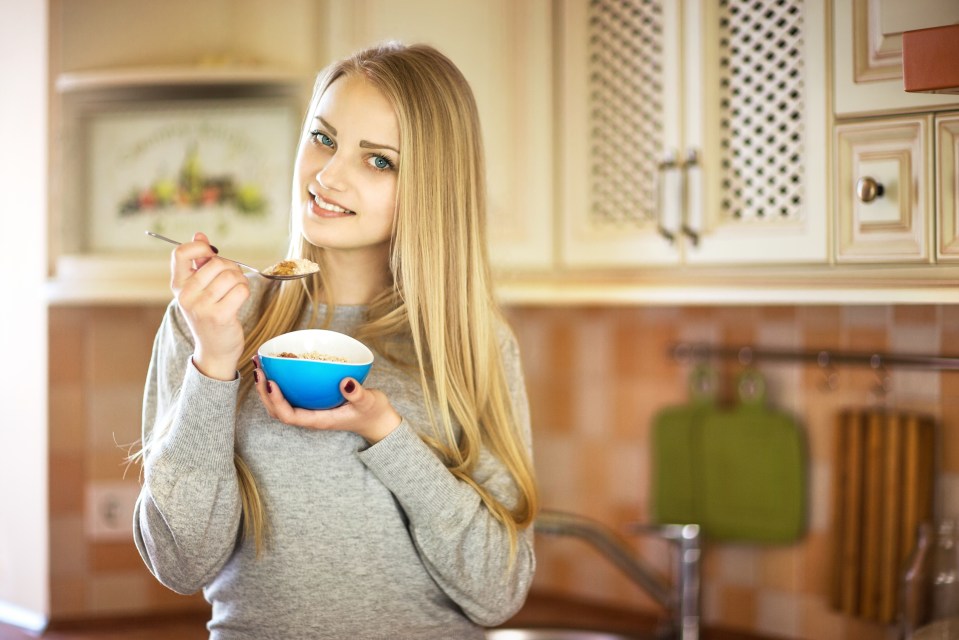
[{"left": 315, "top": 197, "right": 351, "bottom": 214}]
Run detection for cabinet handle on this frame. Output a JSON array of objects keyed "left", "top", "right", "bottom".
[
  {"left": 656, "top": 151, "right": 680, "bottom": 242},
  {"left": 855, "top": 176, "right": 885, "bottom": 203},
  {"left": 681, "top": 149, "right": 700, "bottom": 246}
]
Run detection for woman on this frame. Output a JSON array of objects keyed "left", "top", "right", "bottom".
[{"left": 132, "top": 42, "right": 538, "bottom": 639}]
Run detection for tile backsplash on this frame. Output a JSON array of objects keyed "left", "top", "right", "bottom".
[{"left": 49, "top": 303, "right": 959, "bottom": 639}]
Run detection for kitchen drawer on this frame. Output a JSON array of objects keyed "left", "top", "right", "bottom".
[
  {"left": 834, "top": 116, "right": 933, "bottom": 263},
  {"left": 937, "top": 114, "right": 959, "bottom": 262}
]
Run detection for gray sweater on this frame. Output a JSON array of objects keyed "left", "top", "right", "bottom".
[{"left": 133, "top": 279, "right": 535, "bottom": 639}]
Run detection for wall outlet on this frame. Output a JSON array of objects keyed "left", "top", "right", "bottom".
[{"left": 85, "top": 481, "right": 140, "bottom": 541}]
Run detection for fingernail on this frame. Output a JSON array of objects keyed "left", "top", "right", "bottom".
[
  {"left": 266, "top": 381, "right": 273, "bottom": 394},
  {"left": 344, "top": 380, "right": 355, "bottom": 394},
  {"left": 253, "top": 370, "right": 259, "bottom": 384},
  {"left": 210, "top": 245, "right": 219, "bottom": 254}
]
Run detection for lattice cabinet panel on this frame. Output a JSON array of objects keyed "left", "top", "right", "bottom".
[
  {"left": 716, "top": 0, "right": 805, "bottom": 223},
  {"left": 587, "top": 0, "right": 665, "bottom": 229},
  {"left": 558, "top": 0, "right": 828, "bottom": 267}
]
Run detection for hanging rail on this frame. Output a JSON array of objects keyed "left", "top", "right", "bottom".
[{"left": 671, "top": 343, "right": 959, "bottom": 372}]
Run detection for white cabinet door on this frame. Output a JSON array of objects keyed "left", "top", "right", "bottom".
[
  {"left": 833, "top": 0, "right": 959, "bottom": 117},
  {"left": 324, "top": 0, "right": 554, "bottom": 272},
  {"left": 834, "top": 116, "right": 934, "bottom": 263},
  {"left": 683, "top": 0, "right": 829, "bottom": 264},
  {"left": 557, "top": 0, "right": 828, "bottom": 268},
  {"left": 936, "top": 113, "right": 959, "bottom": 262},
  {"left": 557, "top": 0, "right": 685, "bottom": 267}
]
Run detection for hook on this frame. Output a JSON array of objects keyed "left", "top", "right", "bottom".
[
  {"left": 817, "top": 350, "right": 839, "bottom": 392},
  {"left": 869, "top": 353, "right": 891, "bottom": 401}
]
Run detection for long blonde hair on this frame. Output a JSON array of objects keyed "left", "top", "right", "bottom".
[{"left": 231, "top": 42, "right": 538, "bottom": 555}]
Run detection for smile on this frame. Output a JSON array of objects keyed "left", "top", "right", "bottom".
[{"left": 310, "top": 193, "right": 355, "bottom": 216}]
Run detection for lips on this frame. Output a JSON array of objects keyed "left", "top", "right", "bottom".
[{"left": 307, "top": 189, "right": 355, "bottom": 217}]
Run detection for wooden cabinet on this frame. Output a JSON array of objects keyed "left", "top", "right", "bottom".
[
  {"left": 47, "top": 0, "right": 322, "bottom": 304},
  {"left": 834, "top": 116, "right": 933, "bottom": 263},
  {"left": 324, "top": 0, "right": 555, "bottom": 273},
  {"left": 831, "top": 0, "right": 959, "bottom": 267},
  {"left": 833, "top": 111, "right": 959, "bottom": 265},
  {"left": 935, "top": 114, "right": 959, "bottom": 261},
  {"left": 556, "top": 0, "right": 828, "bottom": 269},
  {"left": 832, "top": 0, "right": 959, "bottom": 116}
]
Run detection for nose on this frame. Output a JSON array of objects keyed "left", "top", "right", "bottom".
[{"left": 316, "top": 156, "right": 346, "bottom": 191}]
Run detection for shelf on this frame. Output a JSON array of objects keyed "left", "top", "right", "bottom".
[
  {"left": 45, "top": 257, "right": 959, "bottom": 306},
  {"left": 55, "top": 65, "right": 307, "bottom": 94},
  {"left": 493, "top": 265, "right": 959, "bottom": 306}
]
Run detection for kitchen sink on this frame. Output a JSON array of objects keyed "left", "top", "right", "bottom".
[{"left": 485, "top": 629, "right": 651, "bottom": 640}]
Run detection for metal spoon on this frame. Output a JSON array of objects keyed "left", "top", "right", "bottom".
[{"left": 145, "top": 231, "right": 315, "bottom": 281}]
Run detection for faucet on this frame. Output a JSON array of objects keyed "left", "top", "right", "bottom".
[{"left": 534, "top": 509, "right": 701, "bottom": 640}]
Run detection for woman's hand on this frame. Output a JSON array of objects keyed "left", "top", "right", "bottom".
[
  {"left": 252, "top": 357, "right": 402, "bottom": 444},
  {"left": 171, "top": 232, "right": 250, "bottom": 381}
]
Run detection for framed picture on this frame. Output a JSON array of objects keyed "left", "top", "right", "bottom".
[{"left": 68, "top": 97, "right": 300, "bottom": 258}]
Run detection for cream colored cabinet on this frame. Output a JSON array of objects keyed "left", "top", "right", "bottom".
[
  {"left": 324, "top": 0, "right": 555, "bottom": 272},
  {"left": 557, "top": 0, "right": 828, "bottom": 269},
  {"left": 834, "top": 116, "right": 933, "bottom": 263},
  {"left": 833, "top": 0, "right": 959, "bottom": 117},
  {"left": 47, "top": 0, "right": 322, "bottom": 303},
  {"left": 935, "top": 114, "right": 959, "bottom": 261},
  {"left": 834, "top": 111, "right": 959, "bottom": 264}
]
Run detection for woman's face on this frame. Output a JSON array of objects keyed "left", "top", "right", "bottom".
[{"left": 295, "top": 73, "right": 400, "bottom": 258}]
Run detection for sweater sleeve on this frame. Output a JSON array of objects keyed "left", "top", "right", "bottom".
[
  {"left": 357, "top": 326, "right": 536, "bottom": 626},
  {"left": 132, "top": 302, "right": 244, "bottom": 595}
]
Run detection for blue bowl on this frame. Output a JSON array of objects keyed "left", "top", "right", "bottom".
[{"left": 257, "top": 329, "right": 374, "bottom": 410}]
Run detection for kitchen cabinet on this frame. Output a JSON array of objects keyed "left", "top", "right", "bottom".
[
  {"left": 830, "top": 0, "right": 959, "bottom": 269},
  {"left": 834, "top": 111, "right": 959, "bottom": 265},
  {"left": 324, "top": 0, "right": 555, "bottom": 273},
  {"left": 935, "top": 114, "right": 959, "bottom": 261},
  {"left": 46, "top": 0, "right": 321, "bottom": 304},
  {"left": 556, "top": 0, "right": 829, "bottom": 268},
  {"left": 834, "top": 115, "right": 933, "bottom": 263},
  {"left": 832, "top": 0, "right": 959, "bottom": 117}
]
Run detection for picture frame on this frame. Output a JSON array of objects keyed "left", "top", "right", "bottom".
[{"left": 63, "top": 96, "right": 300, "bottom": 260}]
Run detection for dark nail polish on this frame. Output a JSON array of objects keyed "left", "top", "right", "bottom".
[
  {"left": 344, "top": 380, "right": 355, "bottom": 394},
  {"left": 253, "top": 370, "right": 259, "bottom": 384},
  {"left": 210, "top": 245, "right": 219, "bottom": 254},
  {"left": 266, "top": 381, "right": 273, "bottom": 394}
]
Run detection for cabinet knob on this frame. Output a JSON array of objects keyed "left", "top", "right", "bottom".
[{"left": 856, "top": 177, "right": 885, "bottom": 203}]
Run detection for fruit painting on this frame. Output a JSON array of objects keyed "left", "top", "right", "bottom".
[{"left": 83, "top": 100, "right": 296, "bottom": 254}]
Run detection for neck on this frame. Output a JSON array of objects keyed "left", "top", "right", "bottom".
[{"left": 321, "top": 245, "right": 391, "bottom": 305}]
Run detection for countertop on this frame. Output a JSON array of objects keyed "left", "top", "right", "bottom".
[{"left": 0, "top": 591, "right": 772, "bottom": 639}]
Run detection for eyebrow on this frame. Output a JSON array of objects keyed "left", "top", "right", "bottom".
[{"left": 316, "top": 116, "right": 399, "bottom": 154}]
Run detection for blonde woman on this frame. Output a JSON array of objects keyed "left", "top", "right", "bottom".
[{"left": 133, "top": 42, "right": 538, "bottom": 639}]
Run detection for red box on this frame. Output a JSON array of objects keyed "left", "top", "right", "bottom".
[{"left": 902, "top": 23, "right": 959, "bottom": 95}]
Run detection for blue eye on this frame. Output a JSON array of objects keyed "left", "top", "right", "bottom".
[
  {"left": 310, "top": 130, "right": 334, "bottom": 148},
  {"left": 372, "top": 156, "right": 391, "bottom": 170}
]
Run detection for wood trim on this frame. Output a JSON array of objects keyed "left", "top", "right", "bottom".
[
  {"left": 937, "top": 114, "right": 959, "bottom": 260},
  {"left": 834, "top": 116, "right": 932, "bottom": 263},
  {"left": 852, "top": 0, "right": 904, "bottom": 84}
]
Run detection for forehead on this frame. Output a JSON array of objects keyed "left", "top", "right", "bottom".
[{"left": 315, "top": 74, "right": 399, "bottom": 143}]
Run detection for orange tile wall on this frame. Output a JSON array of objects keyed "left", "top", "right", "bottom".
[
  {"left": 505, "top": 304, "right": 959, "bottom": 640},
  {"left": 48, "top": 303, "right": 959, "bottom": 639}
]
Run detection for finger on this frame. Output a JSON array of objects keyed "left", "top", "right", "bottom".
[
  {"left": 339, "top": 377, "right": 372, "bottom": 411},
  {"left": 251, "top": 360, "right": 278, "bottom": 418},
  {"left": 257, "top": 379, "right": 306, "bottom": 425},
  {"left": 171, "top": 239, "right": 219, "bottom": 290},
  {"left": 190, "top": 232, "right": 221, "bottom": 269},
  {"left": 178, "top": 261, "right": 248, "bottom": 312}
]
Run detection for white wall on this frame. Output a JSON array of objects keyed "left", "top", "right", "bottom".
[{"left": 0, "top": 0, "right": 50, "bottom": 630}]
